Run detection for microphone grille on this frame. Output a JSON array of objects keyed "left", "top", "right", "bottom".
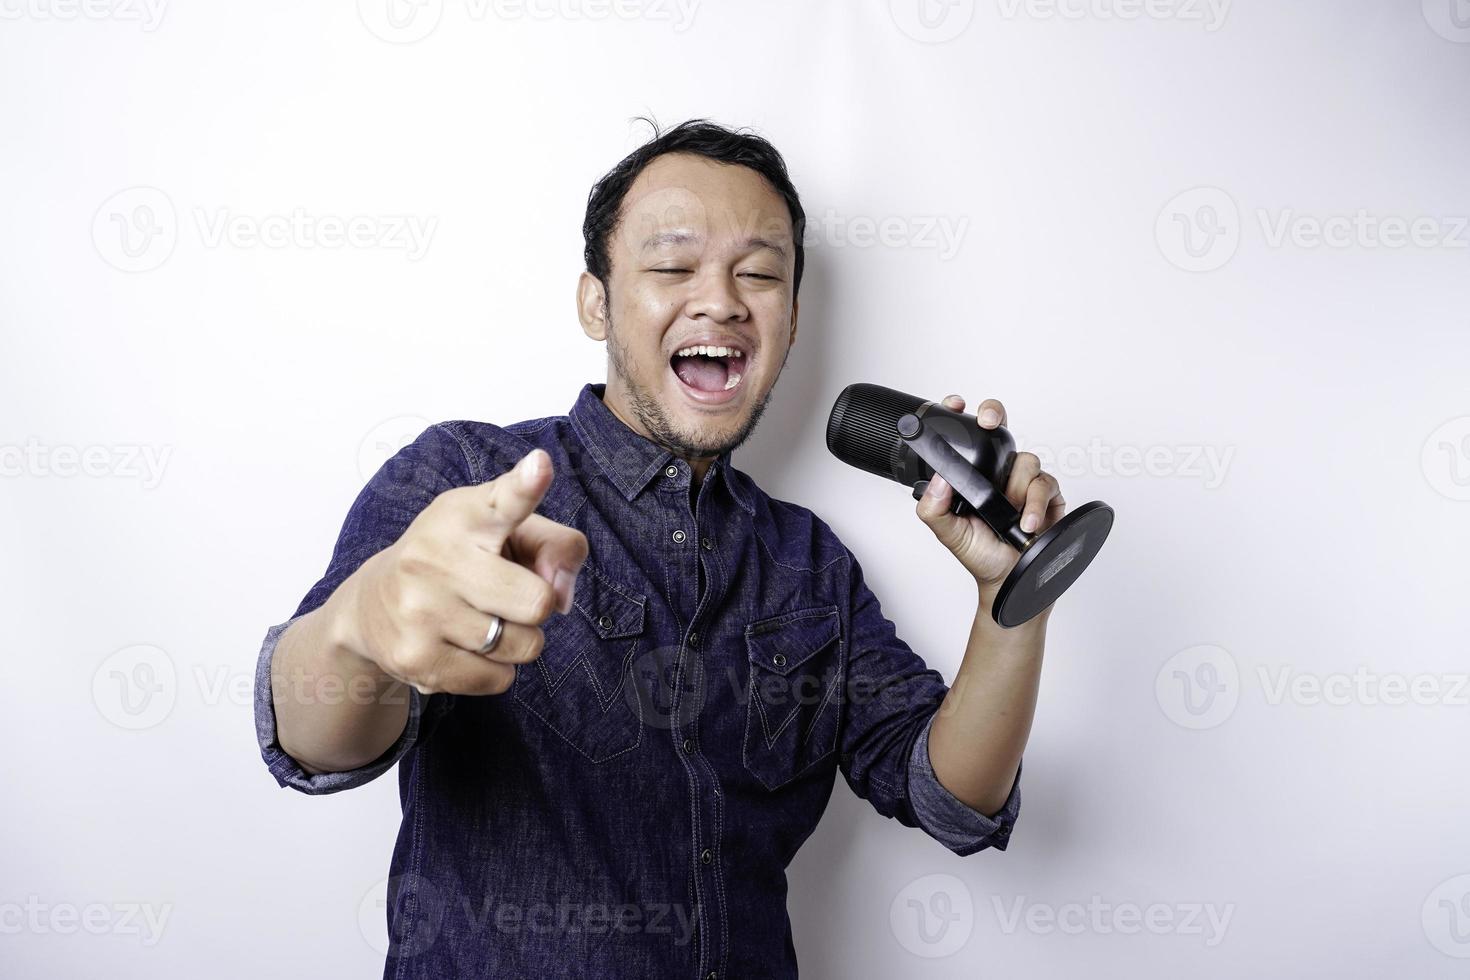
[{"left": 825, "top": 383, "right": 928, "bottom": 481}]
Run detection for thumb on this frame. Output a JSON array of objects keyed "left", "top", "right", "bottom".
[
  {"left": 479, "top": 449, "right": 554, "bottom": 545},
  {"left": 915, "top": 474, "right": 972, "bottom": 556}
]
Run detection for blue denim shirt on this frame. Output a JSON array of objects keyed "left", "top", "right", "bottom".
[{"left": 254, "top": 382, "right": 1021, "bottom": 979}]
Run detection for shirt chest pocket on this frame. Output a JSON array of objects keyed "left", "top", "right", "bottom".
[
  {"left": 512, "top": 562, "right": 646, "bottom": 763},
  {"left": 742, "top": 604, "right": 844, "bottom": 791}
]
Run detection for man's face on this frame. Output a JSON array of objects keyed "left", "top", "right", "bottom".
[{"left": 577, "top": 152, "right": 799, "bottom": 462}]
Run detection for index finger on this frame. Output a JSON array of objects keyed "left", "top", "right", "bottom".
[
  {"left": 477, "top": 449, "right": 554, "bottom": 545},
  {"left": 507, "top": 512, "right": 590, "bottom": 586}
]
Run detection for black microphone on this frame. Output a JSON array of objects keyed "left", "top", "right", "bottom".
[{"left": 826, "top": 383, "right": 1114, "bottom": 627}]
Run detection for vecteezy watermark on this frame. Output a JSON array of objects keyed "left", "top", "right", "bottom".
[
  {"left": 1422, "top": 416, "right": 1470, "bottom": 502},
  {"left": 1157, "top": 186, "right": 1470, "bottom": 272},
  {"left": 1424, "top": 874, "right": 1470, "bottom": 958},
  {"left": 995, "top": 0, "right": 1231, "bottom": 31},
  {"left": 92, "top": 186, "right": 438, "bottom": 272},
  {"left": 359, "top": 875, "right": 696, "bottom": 957},
  {"left": 93, "top": 644, "right": 178, "bottom": 730},
  {"left": 193, "top": 208, "right": 436, "bottom": 260},
  {"left": 1422, "top": 0, "right": 1470, "bottom": 43},
  {"left": 1258, "top": 665, "right": 1470, "bottom": 708},
  {"left": 356, "top": 0, "right": 700, "bottom": 43},
  {"left": 891, "top": 874, "right": 974, "bottom": 958},
  {"left": 991, "top": 895, "right": 1235, "bottom": 946},
  {"left": 801, "top": 209, "right": 970, "bottom": 261},
  {"left": 92, "top": 642, "right": 420, "bottom": 732},
  {"left": 92, "top": 187, "right": 178, "bottom": 273},
  {"left": 359, "top": 415, "right": 435, "bottom": 483},
  {"left": 888, "top": 0, "right": 976, "bottom": 44},
  {"left": 1155, "top": 644, "right": 1239, "bottom": 730},
  {"left": 1015, "top": 435, "right": 1235, "bottom": 490},
  {"left": 1155, "top": 187, "right": 1241, "bottom": 273},
  {"left": 0, "top": 898, "right": 173, "bottom": 945},
  {"left": 0, "top": 438, "right": 172, "bottom": 489},
  {"left": 1157, "top": 644, "right": 1470, "bottom": 730},
  {"left": 0, "top": 0, "right": 167, "bottom": 30}
]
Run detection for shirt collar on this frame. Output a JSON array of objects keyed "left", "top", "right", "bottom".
[{"left": 568, "top": 382, "right": 756, "bottom": 515}]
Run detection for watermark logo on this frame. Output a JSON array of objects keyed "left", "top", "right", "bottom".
[
  {"left": 1159, "top": 186, "right": 1469, "bottom": 272},
  {"left": 1156, "top": 187, "right": 1240, "bottom": 273},
  {"left": 0, "top": 897, "right": 172, "bottom": 945},
  {"left": 992, "top": 894, "right": 1234, "bottom": 946},
  {"left": 358, "top": 0, "right": 699, "bottom": 42},
  {"left": 995, "top": 0, "right": 1230, "bottom": 31},
  {"left": 93, "top": 188, "right": 438, "bottom": 272},
  {"left": 0, "top": 438, "right": 173, "bottom": 489},
  {"left": 1423, "top": 874, "right": 1470, "bottom": 957},
  {"left": 0, "top": 0, "right": 167, "bottom": 30},
  {"left": 626, "top": 644, "right": 706, "bottom": 731},
  {"left": 890, "top": 873, "right": 973, "bottom": 958},
  {"left": 359, "top": 415, "right": 434, "bottom": 483},
  {"left": 1258, "top": 665, "right": 1470, "bottom": 708},
  {"left": 92, "top": 644, "right": 177, "bottom": 730},
  {"left": 802, "top": 209, "right": 970, "bottom": 260},
  {"left": 93, "top": 186, "right": 177, "bottom": 273},
  {"left": 1015, "top": 435, "right": 1235, "bottom": 489},
  {"left": 1423, "top": 0, "right": 1470, "bottom": 43},
  {"left": 889, "top": 0, "right": 976, "bottom": 43},
  {"left": 1422, "top": 416, "right": 1470, "bottom": 501},
  {"left": 1155, "top": 644, "right": 1238, "bottom": 730},
  {"left": 357, "top": 0, "right": 445, "bottom": 43},
  {"left": 360, "top": 873, "right": 446, "bottom": 958}
]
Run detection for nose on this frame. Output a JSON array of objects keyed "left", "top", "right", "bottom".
[{"left": 684, "top": 268, "right": 749, "bottom": 323}]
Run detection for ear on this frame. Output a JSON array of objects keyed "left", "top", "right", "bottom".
[
  {"left": 577, "top": 271, "right": 609, "bottom": 341},
  {"left": 787, "top": 297, "right": 800, "bottom": 348}
]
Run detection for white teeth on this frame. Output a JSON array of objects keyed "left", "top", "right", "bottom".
[
  {"left": 723, "top": 372, "right": 743, "bottom": 390},
  {"left": 675, "top": 345, "right": 744, "bottom": 358}
]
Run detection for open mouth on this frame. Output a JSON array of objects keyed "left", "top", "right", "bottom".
[{"left": 669, "top": 344, "right": 747, "bottom": 399}]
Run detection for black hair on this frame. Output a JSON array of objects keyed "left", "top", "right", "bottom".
[{"left": 582, "top": 116, "right": 807, "bottom": 300}]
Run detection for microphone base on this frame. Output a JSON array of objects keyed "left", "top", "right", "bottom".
[{"left": 991, "top": 501, "right": 1114, "bottom": 628}]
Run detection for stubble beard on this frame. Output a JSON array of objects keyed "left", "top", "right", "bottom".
[{"left": 604, "top": 304, "right": 785, "bottom": 462}]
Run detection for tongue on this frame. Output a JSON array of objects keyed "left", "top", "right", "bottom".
[{"left": 674, "top": 355, "right": 730, "bottom": 392}]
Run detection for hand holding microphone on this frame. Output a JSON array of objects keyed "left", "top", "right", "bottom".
[
  {"left": 913, "top": 394, "right": 1064, "bottom": 585},
  {"left": 827, "top": 383, "right": 1114, "bottom": 627}
]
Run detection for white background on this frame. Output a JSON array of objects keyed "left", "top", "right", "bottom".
[{"left": 3, "top": 1, "right": 1469, "bottom": 976}]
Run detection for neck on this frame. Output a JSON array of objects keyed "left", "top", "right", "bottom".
[{"left": 600, "top": 377, "right": 718, "bottom": 483}]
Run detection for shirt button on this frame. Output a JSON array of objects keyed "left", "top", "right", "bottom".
[
  {"left": 682, "top": 737, "right": 693, "bottom": 753},
  {"left": 706, "top": 973, "right": 717, "bottom": 980},
  {"left": 772, "top": 653, "right": 787, "bottom": 668},
  {"left": 597, "top": 615, "right": 614, "bottom": 632},
  {"left": 665, "top": 464, "right": 678, "bottom": 478},
  {"left": 672, "top": 529, "right": 687, "bottom": 544},
  {"left": 701, "top": 536, "right": 713, "bottom": 551},
  {"left": 699, "top": 848, "right": 713, "bottom": 865},
  {"left": 689, "top": 632, "right": 699, "bottom": 645}
]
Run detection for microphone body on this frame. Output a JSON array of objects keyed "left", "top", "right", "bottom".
[{"left": 826, "top": 382, "right": 1115, "bottom": 627}]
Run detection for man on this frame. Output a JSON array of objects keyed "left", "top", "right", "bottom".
[{"left": 254, "top": 118, "right": 1064, "bottom": 978}]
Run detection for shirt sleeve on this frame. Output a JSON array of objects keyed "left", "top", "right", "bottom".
[
  {"left": 837, "top": 546, "right": 1021, "bottom": 855},
  {"left": 252, "top": 423, "right": 471, "bottom": 795},
  {"left": 907, "top": 713, "right": 1020, "bottom": 855}
]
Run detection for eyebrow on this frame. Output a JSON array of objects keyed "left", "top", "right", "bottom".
[{"left": 641, "top": 231, "right": 788, "bottom": 261}]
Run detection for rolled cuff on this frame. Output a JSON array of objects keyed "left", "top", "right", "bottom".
[
  {"left": 253, "top": 615, "right": 428, "bottom": 795},
  {"left": 906, "top": 713, "right": 1021, "bottom": 856}
]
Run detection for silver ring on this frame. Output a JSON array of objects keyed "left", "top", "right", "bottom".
[{"left": 477, "top": 614, "right": 505, "bottom": 656}]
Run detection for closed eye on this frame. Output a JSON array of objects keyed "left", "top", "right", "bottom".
[{"left": 651, "top": 268, "right": 778, "bottom": 280}]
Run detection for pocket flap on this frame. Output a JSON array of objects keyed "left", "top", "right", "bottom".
[
  {"left": 745, "top": 605, "right": 841, "bottom": 676},
  {"left": 569, "top": 564, "right": 647, "bottom": 639}
]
